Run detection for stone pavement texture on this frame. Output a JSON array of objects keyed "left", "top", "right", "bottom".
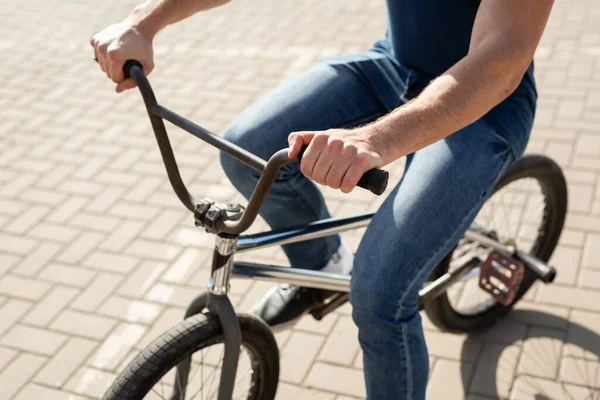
[{"left": 1, "top": 0, "right": 600, "bottom": 399}]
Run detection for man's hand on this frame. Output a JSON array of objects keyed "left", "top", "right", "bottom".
[
  {"left": 91, "top": 22, "right": 154, "bottom": 93},
  {"left": 288, "top": 128, "right": 384, "bottom": 193}
]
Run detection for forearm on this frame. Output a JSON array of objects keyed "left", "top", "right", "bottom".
[
  {"left": 368, "top": 42, "right": 530, "bottom": 165},
  {"left": 126, "top": 0, "right": 230, "bottom": 39}
]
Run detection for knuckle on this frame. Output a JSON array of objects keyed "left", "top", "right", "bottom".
[
  {"left": 326, "top": 175, "right": 341, "bottom": 189},
  {"left": 98, "top": 42, "right": 109, "bottom": 54},
  {"left": 300, "top": 162, "right": 312, "bottom": 178},
  {"left": 106, "top": 48, "right": 120, "bottom": 60},
  {"left": 313, "top": 133, "right": 328, "bottom": 145}
]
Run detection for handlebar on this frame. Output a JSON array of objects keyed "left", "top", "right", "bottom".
[{"left": 123, "top": 60, "right": 389, "bottom": 234}]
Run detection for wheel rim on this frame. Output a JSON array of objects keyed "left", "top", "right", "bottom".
[
  {"left": 144, "top": 341, "right": 262, "bottom": 400},
  {"left": 445, "top": 176, "right": 551, "bottom": 316}
]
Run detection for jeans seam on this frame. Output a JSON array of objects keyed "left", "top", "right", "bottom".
[
  {"left": 402, "top": 324, "right": 413, "bottom": 400},
  {"left": 394, "top": 148, "right": 513, "bottom": 319}
]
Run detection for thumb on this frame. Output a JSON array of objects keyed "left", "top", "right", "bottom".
[
  {"left": 116, "top": 78, "right": 137, "bottom": 93},
  {"left": 288, "top": 131, "right": 315, "bottom": 158}
]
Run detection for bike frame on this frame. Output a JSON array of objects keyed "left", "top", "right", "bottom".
[{"left": 124, "top": 62, "right": 555, "bottom": 400}]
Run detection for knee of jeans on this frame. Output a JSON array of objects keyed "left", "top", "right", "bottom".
[
  {"left": 351, "top": 275, "right": 402, "bottom": 329},
  {"left": 219, "top": 122, "right": 261, "bottom": 184}
]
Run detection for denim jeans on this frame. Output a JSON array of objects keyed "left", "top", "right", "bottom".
[{"left": 220, "top": 42, "right": 533, "bottom": 399}]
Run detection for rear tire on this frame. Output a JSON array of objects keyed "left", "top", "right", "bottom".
[
  {"left": 423, "top": 154, "right": 567, "bottom": 333},
  {"left": 103, "top": 313, "right": 279, "bottom": 400}
]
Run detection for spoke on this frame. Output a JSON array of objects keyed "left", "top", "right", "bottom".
[
  {"left": 151, "top": 386, "right": 167, "bottom": 400},
  {"left": 160, "top": 378, "right": 165, "bottom": 400},
  {"left": 189, "top": 353, "right": 224, "bottom": 400}
]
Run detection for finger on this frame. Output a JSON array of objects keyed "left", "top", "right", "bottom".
[
  {"left": 325, "top": 146, "right": 355, "bottom": 189},
  {"left": 312, "top": 139, "right": 343, "bottom": 185},
  {"left": 90, "top": 31, "right": 99, "bottom": 46},
  {"left": 116, "top": 78, "right": 137, "bottom": 93},
  {"left": 287, "top": 131, "right": 315, "bottom": 158},
  {"left": 288, "top": 136, "right": 303, "bottom": 158},
  {"left": 340, "top": 155, "right": 369, "bottom": 193},
  {"left": 300, "top": 134, "right": 327, "bottom": 179},
  {"left": 108, "top": 59, "right": 125, "bottom": 84}
]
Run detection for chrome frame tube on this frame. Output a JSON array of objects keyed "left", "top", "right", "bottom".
[
  {"left": 236, "top": 212, "right": 373, "bottom": 253},
  {"left": 208, "top": 235, "right": 238, "bottom": 295},
  {"left": 232, "top": 262, "right": 351, "bottom": 292},
  {"left": 463, "top": 229, "right": 513, "bottom": 255}
]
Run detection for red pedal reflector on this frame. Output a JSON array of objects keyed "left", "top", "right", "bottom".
[{"left": 479, "top": 251, "right": 524, "bottom": 306}]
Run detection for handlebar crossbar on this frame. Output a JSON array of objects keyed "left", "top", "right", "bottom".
[{"left": 124, "top": 60, "right": 388, "bottom": 235}]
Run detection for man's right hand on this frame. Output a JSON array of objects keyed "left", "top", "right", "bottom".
[{"left": 90, "top": 22, "right": 154, "bottom": 93}]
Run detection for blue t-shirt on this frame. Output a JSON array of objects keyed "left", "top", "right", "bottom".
[{"left": 384, "top": 0, "right": 537, "bottom": 155}]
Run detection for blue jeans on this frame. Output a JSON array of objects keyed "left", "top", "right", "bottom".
[{"left": 220, "top": 42, "right": 533, "bottom": 399}]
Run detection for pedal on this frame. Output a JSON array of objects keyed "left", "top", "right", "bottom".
[
  {"left": 310, "top": 293, "right": 349, "bottom": 321},
  {"left": 479, "top": 251, "right": 524, "bottom": 306}
]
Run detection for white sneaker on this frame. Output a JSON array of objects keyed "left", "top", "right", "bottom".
[{"left": 321, "top": 242, "right": 353, "bottom": 275}]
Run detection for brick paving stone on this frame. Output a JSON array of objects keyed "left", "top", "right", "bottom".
[
  {"left": 70, "top": 272, "right": 122, "bottom": 312},
  {"left": 57, "top": 232, "right": 106, "bottom": 264},
  {"left": 549, "top": 245, "right": 581, "bottom": 285},
  {"left": 0, "top": 233, "right": 37, "bottom": 255},
  {"left": 280, "top": 331, "right": 325, "bottom": 384},
  {"left": 64, "top": 367, "right": 116, "bottom": 398},
  {"left": 50, "top": 310, "right": 117, "bottom": 340},
  {"left": 144, "top": 282, "right": 200, "bottom": 308},
  {"left": 516, "top": 327, "right": 564, "bottom": 379},
  {"left": 11, "top": 242, "right": 63, "bottom": 276},
  {"left": 125, "top": 239, "right": 182, "bottom": 262},
  {"left": 317, "top": 316, "right": 360, "bottom": 366},
  {"left": 34, "top": 337, "right": 98, "bottom": 388},
  {"left": 469, "top": 344, "right": 521, "bottom": 398},
  {"left": 82, "top": 251, "right": 140, "bottom": 275},
  {"left": 13, "top": 384, "right": 87, "bottom": 400},
  {"left": 97, "top": 296, "right": 162, "bottom": 324},
  {"left": 22, "top": 285, "right": 79, "bottom": 326},
  {"left": 117, "top": 260, "right": 167, "bottom": 298},
  {"left": 275, "top": 382, "right": 336, "bottom": 400},
  {"left": 0, "top": 346, "right": 18, "bottom": 372},
  {"left": 0, "top": 353, "right": 47, "bottom": 400},
  {"left": 427, "top": 359, "right": 473, "bottom": 400},
  {"left": 0, "top": 324, "right": 68, "bottom": 356},
  {"left": 0, "top": 274, "right": 51, "bottom": 301},
  {"left": 88, "top": 323, "right": 146, "bottom": 370},
  {"left": 99, "top": 220, "right": 146, "bottom": 252},
  {"left": 564, "top": 310, "right": 600, "bottom": 361},
  {"left": 582, "top": 233, "right": 600, "bottom": 269},
  {"left": 38, "top": 263, "right": 96, "bottom": 288},
  {"left": 0, "top": 299, "right": 32, "bottom": 336},
  {"left": 510, "top": 375, "right": 598, "bottom": 400},
  {"left": 425, "top": 331, "right": 482, "bottom": 362},
  {"left": 558, "top": 356, "right": 600, "bottom": 389},
  {"left": 162, "top": 247, "right": 209, "bottom": 284},
  {"left": 305, "top": 362, "right": 366, "bottom": 398},
  {"left": 537, "top": 284, "right": 600, "bottom": 312}
]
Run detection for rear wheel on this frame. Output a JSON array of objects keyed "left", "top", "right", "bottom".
[
  {"left": 103, "top": 313, "right": 279, "bottom": 400},
  {"left": 423, "top": 154, "right": 567, "bottom": 333}
]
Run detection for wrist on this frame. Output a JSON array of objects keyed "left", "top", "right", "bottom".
[
  {"left": 126, "top": 2, "right": 163, "bottom": 40},
  {"left": 362, "top": 123, "right": 396, "bottom": 166}
]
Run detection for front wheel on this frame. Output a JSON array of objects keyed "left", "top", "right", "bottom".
[
  {"left": 423, "top": 154, "right": 568, "bottom": 333},
  {"left": 103, "top": 313, "right": 279, "bottom": 400}
]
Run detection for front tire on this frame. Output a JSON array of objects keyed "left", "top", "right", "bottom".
[{"left": 103, "top": 313, "right": 279, "bottom": 400}]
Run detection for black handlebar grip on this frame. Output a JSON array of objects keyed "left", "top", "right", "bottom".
[
  {"left": 123, "top": 60, "right": 143, "bottom": 79},
  {"left": 513, "top": 250, "right": 556, "bottom": 284},
  {"left": 297, "top": 145, "right": 389, "bottom": 195}
]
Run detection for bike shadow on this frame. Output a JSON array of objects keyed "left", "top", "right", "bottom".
[{"left": 459, "top": 309, "right": 600, "bottom": 399}]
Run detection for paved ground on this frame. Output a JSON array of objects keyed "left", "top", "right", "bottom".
[{"left": 1, "top": 0, "right": 600, "bottom": 399}]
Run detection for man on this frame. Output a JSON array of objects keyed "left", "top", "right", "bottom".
[{"left": 92, "top": 0, "right": 554, "bottom": 398}]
